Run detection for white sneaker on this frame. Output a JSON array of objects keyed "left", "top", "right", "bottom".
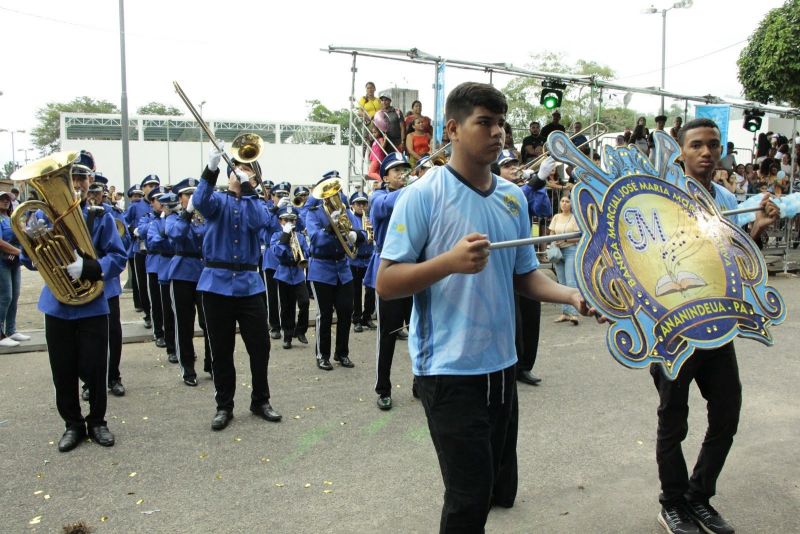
[
  {"left": 0, "top": 337, "right": 20, "bottom": 347},
  {"left": 9, "top": 333, "right": 30, "bottom": 341}
]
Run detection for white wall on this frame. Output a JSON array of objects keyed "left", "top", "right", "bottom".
[{"left": 61, "top": 139, "right": 350, "bottom": 192}]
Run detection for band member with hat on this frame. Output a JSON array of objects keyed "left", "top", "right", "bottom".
[
  {"left": 348, "top": 190, "right": 376, "bottom": 333},
  {"left": 305, "top": 170, "right": 366, "bottom": 371},
  {"left": 293, "top": 186, "right": 310, "bottom": 215},
  {"left": 493, "top": 150, "right": 544, "bottom": 387},
  {"left": 147, "top": 192, "right": 178, "bottom": 364},
  {"left": 194, "top": 143, "right": 282, "bottom": 431},
  {"left": 21, "top": 154, "right": 127, "bottom": 452},
  {"left": 262, "top": 181, "right": 293, "bottom": 339},
  {"left": 127, "top": 174, "right": 161, "bottom": 331},
  {"left": 137, "top": 186, "right": 168, "bottom": 350},
  {"left": 165, "top": 178, "right": 210, "bottom": 386},
  {"left": 124, "top": 184, "right": 145, "bottom": 316},
  {"left": 269, "top": 204, "right": 310, "bottom": 349},
  {"left": 366, "top": 153, "right": 413, "bottom": 410}
]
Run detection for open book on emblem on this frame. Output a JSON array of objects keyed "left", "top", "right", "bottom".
[{"left": 654, "top": 271, "right": 707, "bottom": 297}]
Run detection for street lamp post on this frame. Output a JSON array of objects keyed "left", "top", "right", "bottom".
[
  {"left": 643, "top": 0, "right": 693, "bottom": 116},
  {"left": 198, "top": 101, "right": 207, "bottom": 169},
  {"left": 17, "top": 147, "right": 34, "bottom": 165},
  {"left": 0, "top": 128, "right": 26, "bottom": 171}
]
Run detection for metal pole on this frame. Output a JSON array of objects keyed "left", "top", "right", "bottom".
[
  {"left": 347, "top": 52, "right": 357, "bottom": 190},
  {"left": 198, "top": 102, "right": 205, "bottom": 171},
  {"left": 660, "top": 9, "right": 667, "bottom": 116},
  {"left": 433, "top": 61, "right": 440, "bottom": 149},
  {"left": 118, "top": 0, "right": 131, "bottom": 196},
  {"left": 166, "top": 119, "right": 171, "bottom": 182},
  {"left": 10, "top": 131, "right": 16, "bottom": 171}
]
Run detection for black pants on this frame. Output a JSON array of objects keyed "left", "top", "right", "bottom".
[
  {"left": 514, "top": 295, "right": 541, "bottom": 372},
  {"left": 262, "top": 269, "right": 281, "bottom": 332},
  {"left": 128, "top": 258, "right": 141, "bottom": 309},
  {"left": 46, "top": 314, "right": 109, "bottom": 429},
  {"left": 650, "top": 342, "right": 741, "bottom": 505},
  {"left": 277, "top": 280, "right": 309, "bottom": 341},
  {"left": 350, "top": 265, "right": 375, "bottom": 325},
  {"left": 171, "top": 280, "right": 210, "bottom": 380},
  {"left": 147, "top": 272, "right": 164, "bottom": 338},
  {"left": 201, "top": 291, "right": 271, "bottom": 412},
  {"left": 417, "top": 366, "right": 519, "bottom": 533},
  {"left": 310, "top": 280, "right": 353, "bottom": 360},
  {"left": 134, "top": 252, "right": 151, "bottom": 319},
  {"left": 107, "top": 296, "right": 123, "bottom": 383},
  {"left": 375, "top": 295, "right": 412, "bottom": 397},
  {"left": 160, "top": 282, "right": 176, "bottom": 354}
]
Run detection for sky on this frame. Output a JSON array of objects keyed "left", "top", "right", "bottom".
[{"left": 0, "top": 0, "right": 785, "bottom": 168}]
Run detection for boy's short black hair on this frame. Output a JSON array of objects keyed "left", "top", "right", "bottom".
[
  {"left": 677, "top": 118, "right": 720, "bottom": 146},
  {"left": 445, "top": 82, "right": 507, "bottom": 124}
]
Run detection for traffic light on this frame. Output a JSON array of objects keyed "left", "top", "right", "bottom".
[
  {"left": 742, "top": 109, "right": 764, "bottom": 132},
  {"left": 540, "top": 80, "right": 566, "bottom": 110}
]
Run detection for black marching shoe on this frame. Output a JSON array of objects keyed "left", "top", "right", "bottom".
[
  {"left": 412, "top": 380, "right": 420, "bottom": 399},
  {"left": 377, "top": 396, "right": 393, "bottom": 411},
  {"left": 517, "top": 370, "right": 542, "bottom": 386},
  {"left": 353, "top": 323, "right": 363, "bottom": 333},
  {"left": 317, "top": 358, "right": 333, "bottom": 371},
  {"left": 658, "top": 504, "right": 702, "bottom": 534},
  {"left": 88, "top": 425, "right": 115, "bottom": 447},
  {"left": 269, "top": 329, "right": 281, "bottom": 340},
  {"left": 363, "top": 319, "right": 377, "bottom": 330},
  {"left": 296, "top": 334, "right": 308, "bottom": 344},
  {"left": 282, "top": 339, "right": 292, "bottom": 349},
  {"left": 155, "top": 337, "right": 167, "bottom": 348},
  {"left": 335, "top": 355, "right": 355, "bottom": 368},
  {"left": 203, "top": 360, "right": 213, "bottom": 376},
  {"left": 396, "top": 328, "right": 409, "bottom": 340},
  {"left": 109, "top": 380, "right": 126, "bottom": 397},
  {"left": 143, "top": 316, "right": 152, "bottom": 329},
  {"left": 686, "top": 501, "right": 735, "bottom": 534},
  {"left": 168, "top": 352, "right": 178, "bottom": 364},
  {"left": 211, "top": 410, "right": 233, "bottom": 431},
  {"left": 58, "top": 427, "right": 86, "bottom": 452},
  {"left": 183, "top": 376, "right": 198, "bottom": 387},
  {"left": 250, "top": 402, "right": 282, "bottom": 422},
  {"left": 81, "top": 386, "right": 90, "bottom": 401}
]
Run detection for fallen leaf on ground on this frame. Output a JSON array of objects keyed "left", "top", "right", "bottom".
[
  {"left": 29, "top": 516, "right": 41, "bottom": 525},
  {"left": 136, "top": 499, "right": 144, "bottom": 505},
  {"left": 129, "top": 472, "right": 137, "bottom": 477}
]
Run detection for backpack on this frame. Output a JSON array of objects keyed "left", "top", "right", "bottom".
[{"left": 384, "top": 108, "right": 402, "bottom": 141}]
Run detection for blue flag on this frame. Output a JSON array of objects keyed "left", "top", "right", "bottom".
[
  {"left": 694, "top": 104, "right": 731, "bottom": 156},
  {"left": 434, "top": 62, "right": 446, "bottom": 146}
]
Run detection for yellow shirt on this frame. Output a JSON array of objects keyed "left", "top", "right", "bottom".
[
  {"left": 359, "top": 96, "right": 381, "bottom": 118},
  {"left": 548, "top": 213, "right": 579, "bottom": 248}
]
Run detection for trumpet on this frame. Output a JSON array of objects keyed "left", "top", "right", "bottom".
[
  {"left": 362, "top": 212, "right": 373, "bottom": 243},
  {"left": 523, "top": 122, "right": 608, "bottom": 173},
  {"left": 292, "top": 194, "right": 307, "bottom": 207},
  {"left": 290, "top": 231, "right": 308, "bottom": 268}
]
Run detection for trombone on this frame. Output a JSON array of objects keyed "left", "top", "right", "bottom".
[
  {"left": 523, "top": 122, "right": 608, "bottom": 173},
  {"left": 173, "top": 81, "right": 264, "bottom": 186}
]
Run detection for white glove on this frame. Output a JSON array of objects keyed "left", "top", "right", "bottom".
[
  {"left": 208, "top": 141, "right": 225, "bottom": 172},
  {"left": 282, "top": 222, "right": 295, "bottom": 234},
  {"left": 66, "top": 250, "right": 83, "bottom": 281},
  {"left": 234, "top": 168, "right": 249, "bottom": 182},
  {"left": 133, "top": 228, "right": 140, "bottom": 237},
  {"left": 330, "top": 210, "right": 341, "bottom": 221},
  {"left": 521, "top": 169, "right": 535, "bottom": 181},
  {"left": 160, "top": 211, "right": 166, "bottom": 218},
  {"left": 277, "top": 197, "right": 291, "bottom": 209},
  {"left": 347, "top": 231, "right": 357, "bottom": 245},
  {"left": 537, "top": 157, "right": 557, "bottom": 180},
  {"left": 186, "top": 196, "right": 195, "bottom": 213}
]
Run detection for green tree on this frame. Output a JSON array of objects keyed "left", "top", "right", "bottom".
[
  {"left": 305, "top": 99, "right": 352, "bottom": 145},
  {"left": 1, "top": 161, "right": 15, "bottom": 179},
  {"left": 738, "top": 0, "right": 800, "bottom": 106},
  {"left": 136, "top": 102, "right": 181, "bottom": 115},
  {"left": 31, "top": 97, "right": 119, "bottom": 155}
]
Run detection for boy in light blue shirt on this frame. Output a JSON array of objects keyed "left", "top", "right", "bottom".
[{"left": 378, "top": 82, "right": 597, "bottom": 532}]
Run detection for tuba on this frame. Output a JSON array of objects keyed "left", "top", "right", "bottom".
[
  {"left": 10, "top": 152, "right": 104, "bottom": 305},
  {"left": 311, "top": 178, "right": 357, "bottom": 259}
]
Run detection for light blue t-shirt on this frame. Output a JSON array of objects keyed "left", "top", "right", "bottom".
[{"left": 381, "top": 165, "right": 538, "bottom": 376}]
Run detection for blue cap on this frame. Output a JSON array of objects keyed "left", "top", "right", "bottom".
[
  {"left": 349, "top": 191, "right": 368, "bottom": 204},
  {"left": 93, "top": 173, "right": 108, "bottom": 185},
  {"left": 379, "top": 152, "right": 410, "bottom": 178},
  {"left": 173, "top": 177, "right": 199, "bottom": 196},
  {"left": 322, "top": 170, "right": 340, "bottom": 180},
  {"left": 127, "top": 185, "right": 144, "bottom": 197},
  {"left": 293, "top": 185, "right": 310, "bottom": 197},
  {"left": 417, "top": 155, "right": 433, "bottom": 168},
  {"left": 262, "top": 179, "right": 275, "bottom": 190},
  {"left": 72, "top": 151, "right": 96, "bottom": 176},
  {"left": 276, "top": 205, "right": 299, "bottom": 220},
  {"left": 88, "top": 182, "right": 105, "bottom": 193},
  {"left": 496, "top": 149, "right": 519, "bottom": 167},
  {"left": 273, "top": 181, "right": 291, "bottom": 195},
  {"left": 159, "top": 192, "right": 179, "bottom": 207},
  {"left": 147, "top": 186, "right": 165, "bottom": 202},
  {"left": 141, "top": 174, "right": 161, "bottom": 188}
]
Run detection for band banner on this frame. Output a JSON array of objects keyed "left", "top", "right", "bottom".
[
  {"left": 434, "top": 62, "right": 446, "bottom": 146},
  {"left": 547, "top": 130, "right": 785, "bottom": 380},
  {"left": 695, "top": 104, "right": 731, "bottom": 156}
]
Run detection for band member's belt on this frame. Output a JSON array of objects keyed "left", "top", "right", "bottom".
[
  {"left": 312, "top": 255, "right": 346, "bottom": 261},
  {"left": 356, "top": 254, "right": 371, "bottom": 259},
  {"left": 204, "top": 261, "right": 258, "bottom": 272},
  {"left": 160, "top": 252, "right": 175, "bottom": 258},
  {"left": 176, "top": 251, "right": 203, "bottom": 259}
]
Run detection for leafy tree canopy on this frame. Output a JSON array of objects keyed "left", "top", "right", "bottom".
[
  {"left": 136, "top": 102, "right": 181, "bottom": 115},
  {"left": 31, "top": 97, "right": 119, "bottom": 155}
]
